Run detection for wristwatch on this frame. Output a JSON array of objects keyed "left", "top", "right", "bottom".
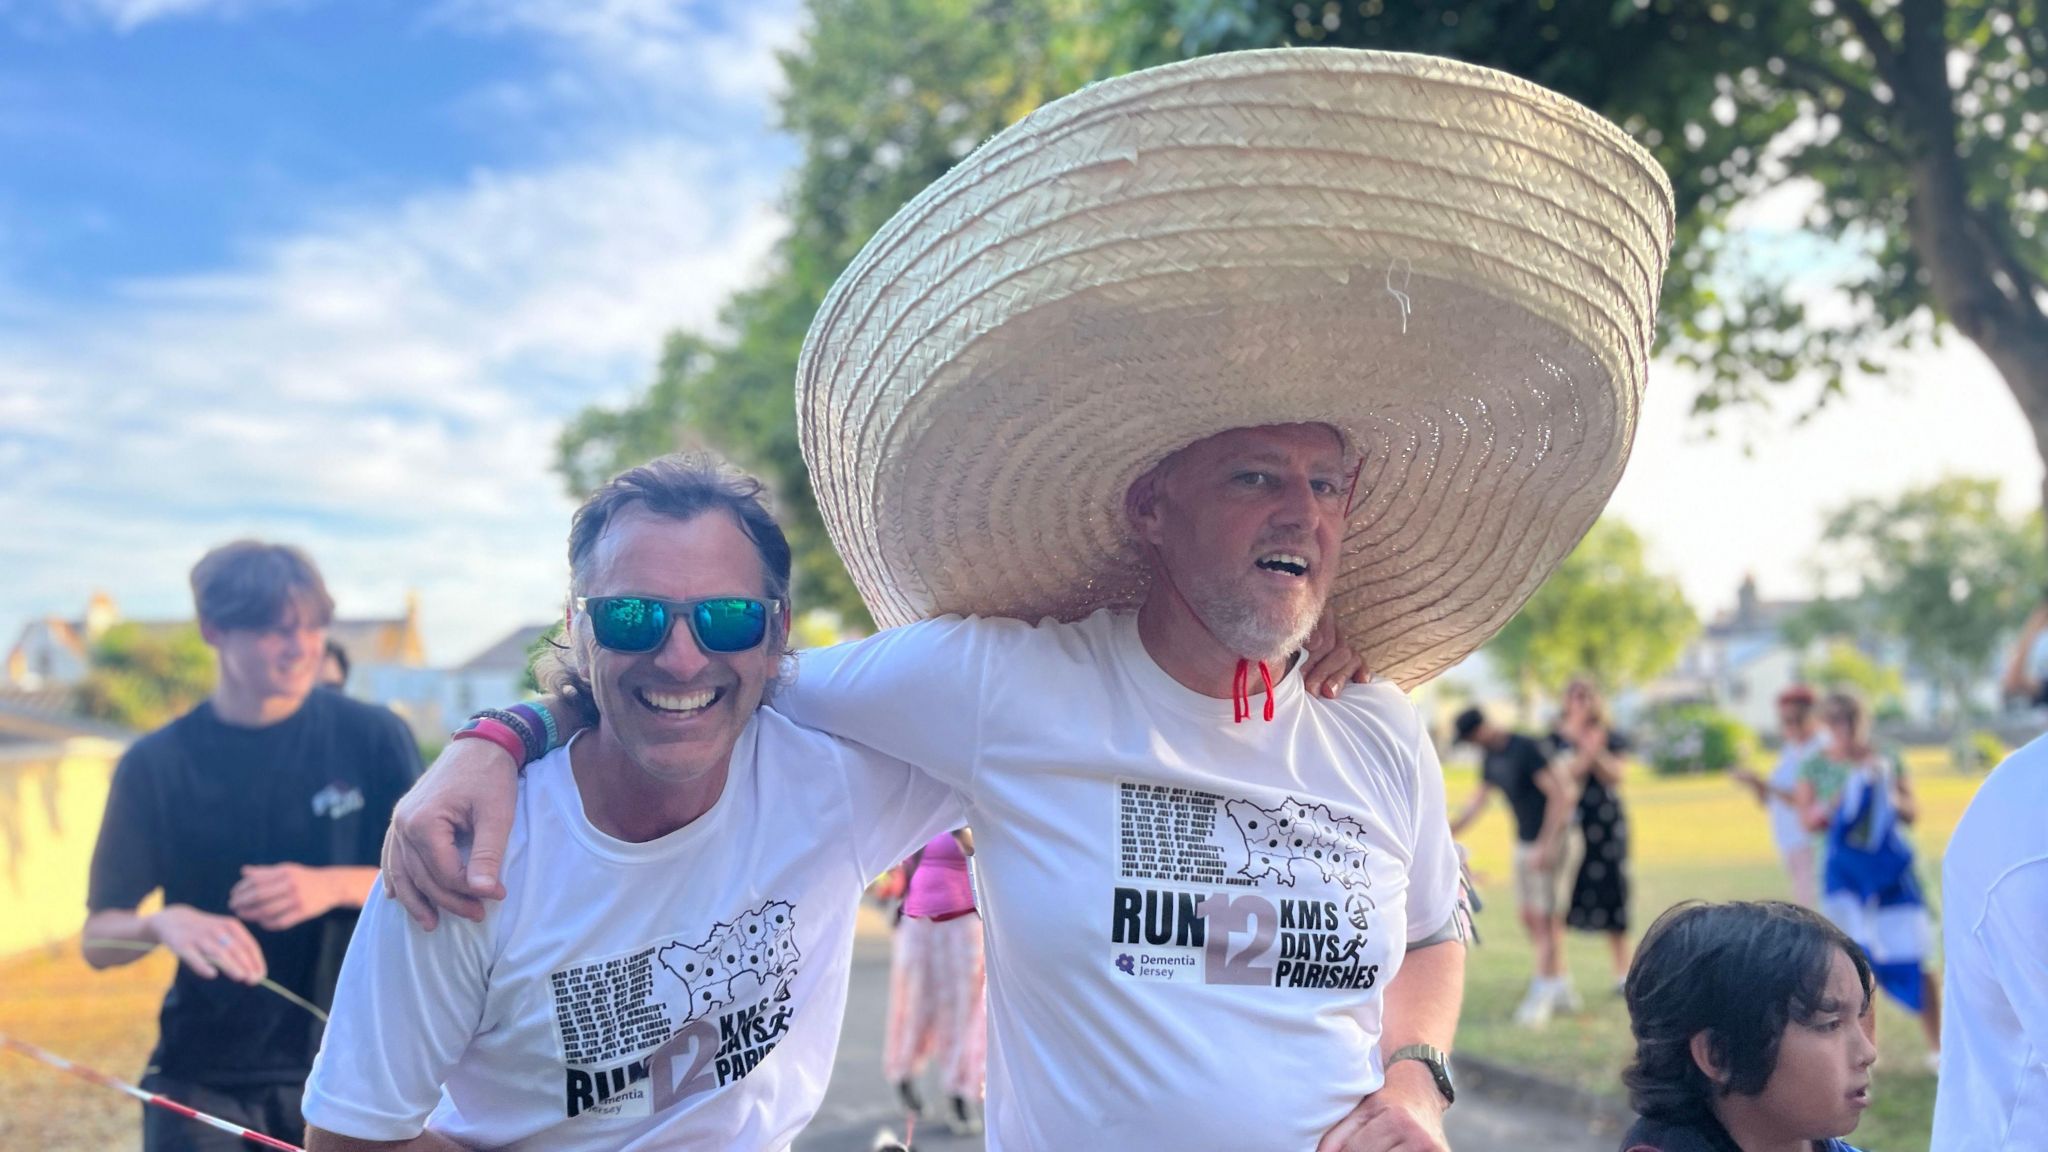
[{"left": 1386, "top": 1044, "right": 1455, "bottom": 1105}]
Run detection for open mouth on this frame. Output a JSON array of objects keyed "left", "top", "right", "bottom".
[
  {"left": 1255, "top": 552, "right": 1311, "bottom": 577},
  {"left": 637, "top": 687, "right": 722, "bottom": 716},
  {"left": 1848, "top": 1085, "right": 1870, "bottom": 1106}
]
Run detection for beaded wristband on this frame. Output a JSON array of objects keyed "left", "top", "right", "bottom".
[
  {"left": 476, "top": 707, "right": 543, "bottom": 763},
  {"left": 509, "top": 702, "right": 557, "bottom": 755},
  {"left": 452, "top": 718, "right": 526, "bottom": 764}
]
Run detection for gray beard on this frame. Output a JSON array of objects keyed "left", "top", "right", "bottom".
[{"left": 1191, "top": 582, "right": 1318, "bottom": 664}]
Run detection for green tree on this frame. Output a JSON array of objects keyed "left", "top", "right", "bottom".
[
  {"left": 1181, "top": 0, "right": 2048, "bottom": 542},
  {"left": 1811, "top": 476, "right": 2045, "bottom": 755},
  {"left": 556, "top": 0, "right": 1175, "bottom": 621},
  {"left": 1802, "top": 638, "right": 1908, "bottom": 717},
  {"left": 75, "top": 624, "right": 216, "bottom": 731},
  {"left": 1483, "top": 518, "right": 1699, "bottom": 706}
]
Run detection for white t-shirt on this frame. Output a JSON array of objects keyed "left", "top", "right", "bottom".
[
  {"left": 301, "top": 712, "right": 964, "bottom": 1151},
  {"left": 1932, "top": 735, "right": 2048, "bottom": 1150},
  {"left": 782, "top": 609, "right": 1463, "bottom": 1151},
  {"left": 1768, "top": 731, "right": 1830, "bottom": 851}
]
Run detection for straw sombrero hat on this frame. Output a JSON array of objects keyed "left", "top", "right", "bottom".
[{"left": 797, "top": 48, "right": 1673, "bottom": 688}]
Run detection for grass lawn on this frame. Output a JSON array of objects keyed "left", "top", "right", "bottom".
[
  {"left": 0, "top": 939, "right": 171, "bottom": 1152},
  {"left": 1450, "top": 748, "right": 1980, "bottom": 1152}
]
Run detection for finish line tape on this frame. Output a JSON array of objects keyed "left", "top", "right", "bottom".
[{"left": 0, "top": 1033, "right": 305, "bottom": 1151}]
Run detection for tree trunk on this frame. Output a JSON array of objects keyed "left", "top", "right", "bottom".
[
  {"left": 1946, "top": 673, "right": 1965, "bottom": 772},
  {"left": 1889, "top": 0, "right": 2048, "bottom": 552}
]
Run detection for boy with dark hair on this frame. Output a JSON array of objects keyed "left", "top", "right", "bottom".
[
  {"left": 83, "top": 540, "right": 421, "bottom": 1151},
  {"left": 1620, "top": 901, "right": 1877, "bottom": 1152}
]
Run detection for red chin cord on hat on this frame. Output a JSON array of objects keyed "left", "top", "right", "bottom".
[{"left": 1230, "top": 658, "right": 1276, "bottom": 725}]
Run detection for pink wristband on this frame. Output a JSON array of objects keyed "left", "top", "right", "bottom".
[{"left": 452, "top": 719, "right": 526, "bottom": 764}]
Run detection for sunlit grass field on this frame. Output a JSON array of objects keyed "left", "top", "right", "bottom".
[
  {"left": 1450, "top": 748, "right": 1980, "bottom": 1152},
  {"left": 0, "top": 939, "right": 171, "bottom": 1151}
]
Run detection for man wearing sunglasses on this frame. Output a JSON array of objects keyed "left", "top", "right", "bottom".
[{"left": 301, "top": 457, "right": 965, "bottom": 1152}]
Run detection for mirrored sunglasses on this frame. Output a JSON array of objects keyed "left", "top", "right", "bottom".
[{"left": 575, "top": 595, "right": 776, "bottom": 655}]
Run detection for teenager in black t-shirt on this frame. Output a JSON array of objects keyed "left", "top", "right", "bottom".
[
  {"left": 1448, "top": 705, "right": 1579, "bottom": 1028},
  {"left": 83, "top": 541, "right": 419, "bottom": 1151}
]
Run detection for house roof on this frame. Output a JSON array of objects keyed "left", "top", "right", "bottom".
[
  {"left": 5, "top": 617, "right": 90, "bottom": 662},
  {"left": 454, "top": 624, "right": 555, "bottom": 674}
]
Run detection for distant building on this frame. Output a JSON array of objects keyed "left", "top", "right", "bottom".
[
  {"left": 1654, "top": 575, "right": 2015, "bottom": 739},
  {"left": 1662, "top": 575, "right": 1815, "bottom": 734},
  {"left": 3, "top": 591, "right": 119, "bottom": 690},
  {"left": 4, "top": 593, "right": 577, "bottom": 748},
  {"left": 4, "top": 591, "right": 429, "bottom": 692},
  {"left": 437, "top": 623, "right": 555, "bottom": 729},
  {"left": 4, "top": 591, "right": 436, "bottom": 739}
]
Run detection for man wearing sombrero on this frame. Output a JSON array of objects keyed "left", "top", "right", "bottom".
[{"left": 381, "top": 48, "right": 1672, "bottom": 1151}]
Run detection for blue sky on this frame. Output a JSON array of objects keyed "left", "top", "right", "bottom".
[
  {"left": 1, "top": 0, "right": 2040, "bottom": 669},
  {"left": 1, "top": 0, "right": 803, "bottom": 660}
]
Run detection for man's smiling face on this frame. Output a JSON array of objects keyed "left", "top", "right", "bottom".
[
  {"left": 1134, "top": 422, "right": 1348, "bottom": 661},
  {"left": 575, "top": 505, "right": 781, "bottom": 788}
]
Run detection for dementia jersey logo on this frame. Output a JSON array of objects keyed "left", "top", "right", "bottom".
[
  {"left": 1112, "top": 781, "right": 1389, "bottom": 991},
  {"left": 548, "top": 901, "right": 802, "bottom": 1121}
]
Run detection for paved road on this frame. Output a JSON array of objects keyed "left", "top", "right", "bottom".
[{"left": 798, "top": 934, "right": 1625, "bottom": 1152}]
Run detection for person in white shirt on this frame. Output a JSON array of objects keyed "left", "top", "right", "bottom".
[
  {"left": 379, "top": 48, "right": 1673, "bottom": 1152},
  {"left": 1931, "top": 735, "right": 2048, "bottom": 1149},
  {"left": 301, "top": 458, "right": 965, "bottom": 1152},
  {"left": 1733, "top": 684, "right": 1831, "bottom": 906}
]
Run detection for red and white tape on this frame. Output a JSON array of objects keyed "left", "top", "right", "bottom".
[{"left": 0, "top": 1032, "right": 304, "bottom": 1151}]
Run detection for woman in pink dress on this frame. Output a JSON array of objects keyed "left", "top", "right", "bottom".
[{"left": 882, "top": 828, "right": 986, "bottom": 1135}]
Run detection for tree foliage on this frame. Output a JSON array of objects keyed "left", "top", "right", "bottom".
[
  {"left": 560, "top": 0, "right": 2047, "bottom": 618},
  {"left": 1483, "top": 518, "right": 1699, "bottom": 699},
  {"left": 1811, "top": 475, "right": 2044, "bottom": 719},
  {"left": 75, "top": 623, "right": 216, "bottom": 732},
  {"left": 1802, "top": 638, "right": 1907, "bottom": 714},
  {"left": 556, "top": 0, "right": 1176, "bottom": 621},
  {"left": 1182, "top": 0, "right": 2047, "bottom": 469}
]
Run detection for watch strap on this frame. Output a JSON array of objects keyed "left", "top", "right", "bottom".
[{"left": 1385, "top": 1043, "right": 1455, "bottom": 1105}]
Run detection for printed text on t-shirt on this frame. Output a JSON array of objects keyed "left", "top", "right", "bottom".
[
  {"left": 1110, "top": 782, "right": 1384, "bottom": 990},
  {"left": 546, "top": 901, "right": 802, "bottom": 1121}
]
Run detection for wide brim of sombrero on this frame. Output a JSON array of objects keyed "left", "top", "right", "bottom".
[{"left": 797, "top": 48, "right": 1674, "bottom": 688}]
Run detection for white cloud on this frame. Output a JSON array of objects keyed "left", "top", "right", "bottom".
[
  {"left": 0, "top": 137, "right": 787, "bottom": 661},
  {"left": 432, "top": 0, "right": 804, "bottom": 106}
]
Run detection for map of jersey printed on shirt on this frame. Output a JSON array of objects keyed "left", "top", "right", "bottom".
[
  {"left": 548, "top": 901, "right": 803, "bottom": 1122},
  {"left": 1112, "top": 782, "right": 1389, "bottom": 990}
]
